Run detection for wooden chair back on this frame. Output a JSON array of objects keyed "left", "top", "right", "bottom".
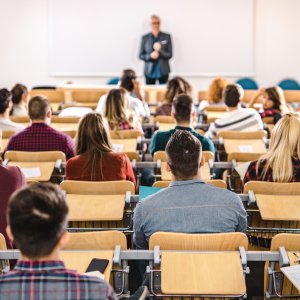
[
  {"left": 72, "top": 89, "right": 109, "bottom": 103},
  {"left": 51, "top": 116, "right": 80, "bottom": 123},
  {"left": 227, "top": 152, "right": 264, "bottom": 162},
  {"left": 203, "top": 105, "right": 227, "bottom": 112},
  {"left": 10, "top": 116, "right": 30, "bottom": 123},
  {"left": 149, "top": 232, "right": 248, "bottom": 250},
  {"left": 243, "top": 181, "right": 300, "bottom": 195},
  {"left": 152, "top": 179, "right": 227, "bottom": 189},
  {"left": 154, "top": 116, "right": 175, "bottom": 124},
  {"left": 109, "top": 130, "right": 144, "bottom": 139},
  {"left": 30, "top": 89, "right": 64, "bottom": 103},
  {"left": 198, "top": 90, "right": 208, "bottom": 101},
  {"left": 218, "top": 130, "right": 267, "bottom": 139},
  {"left": 4, "top": 151, "right": 66, "bottom": 162},
  {"left": 153, "top": 150, "right": 214, "bottom": 162},
  {"left": 63, "top": 231, "right": 127, "bottom": 250},
  {"left": 0, "top": 233, "right": 7, "bottom": 250}
]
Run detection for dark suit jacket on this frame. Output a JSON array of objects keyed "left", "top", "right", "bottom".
[{"left": 139, "top": 31, "right": 172, "bottom": 76}]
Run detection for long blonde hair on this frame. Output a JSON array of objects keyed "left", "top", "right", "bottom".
[
  {"left": 257, "top": 112, "right": 300, "bottom": 182},
  {"left": 76, "top": 113, "right": 113, "bottom": 181},
  {"left": 105, "top": 88, "right": 133, "bottom": 130}
]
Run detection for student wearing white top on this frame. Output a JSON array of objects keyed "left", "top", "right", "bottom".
[
  {"left": 96, "top": 69, "right": 150, "bottom": 118},
  {"left": 11, "top": 84, "right": 29, "bottom": 117},
  {"left": 0, "top": 89, "right": 25, "bottom": 132},
  {"left": 205, "top": 84, "right": 264, "bottom": 139}
]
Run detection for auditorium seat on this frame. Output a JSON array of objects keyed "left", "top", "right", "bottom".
[{"left": 152, "top": 179, "right": 227, "bottom": 189}]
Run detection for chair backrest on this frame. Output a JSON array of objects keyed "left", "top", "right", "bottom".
[
  {"left": 149, "top": 232, "right": 248, "bottom": 250},
  {"left": 10, "top": 116, "right": 30, "bottom": 123},
  {"left": 278, "top": 79, "right": 300, "bottom": 91},
  {"left": 227, "top": 152, "right": 264, "bottom": 162},
  {"left": 218, "top": 131, "right": 267, "bottom": 139},
  {"left": 198, "top": 90, "right": 208, "bottom": 101},
  {"left": 236, "top": 77, "right": 259, "bottom": 90},
  {"left": 110, "top": 130, "right": 144, "bottom": 139},
  {"left": 203, "top": 105, "right": 227, "bottom": 112},
  {"left": 283, "top": 90, "right": 300, "bottom": 103},
  {"left": 30, "top": 89, "right": 64, "bottom": 103},
  {"left": 51, "top": 116, "right": 80, "bottom": 123},
  {"left": 5, "top": 151, "right": 66, "bottom": 162},
  {"left": 153, "top": 151, "right": 214, "bottom": 162},
  {"left": 72, "top": 89, "right": 109, "bottom": 103},
  {"left": 0, "top": 233, "right": 7, "bottom": 250},
  {"left": 123, "top": 152, "right": 140, "bottom": 161},
  {"left": 152, "top": 179, "right": 227, "bottom": 189},
  {"left": 63, "top": 231, "right": 127, "bottom": 250},
  {"left": 243, "top": 181, "right": 300, "bottom": 195},
  {"left": 154, "top": 116, "right": 175, "bottom": 124},
  {"left": 270, "top": 234, "right": 300, "bottom": 251},
  {"left": 60, "top": 180, "right": 135, "bottom": 195},
  {"left": 1, "top": 131, "right": 15, "bottom": 139}
]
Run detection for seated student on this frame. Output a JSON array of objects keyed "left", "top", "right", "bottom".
[
  {"left": 242, "top": 112, "right": 300, "bottom": 188},
  {"left": 105, "top": 88, "right": 143, "bottom": 133},
  {"left": 247, "top": 86, "right": 289, "bottom": 123},
  {"left": 0, "top": 183, "right": 116, "bottom": 300},
  {"left": 96, "top": 69, "right": 150, "bottom": 118},
  {"left": 205, "top": 84, "right": 264, "bottom": 139},
  {"left": 66, "top": 113, "right": 136, "bottom": 188},
  {"left": 10, "top": 83, "right": 29, "bottom": 117},
  {"left": 150, "top": 94, "right": 214, "bottom": 156},
  {"left": 156, "top": 76, "right": 192, "bottom": 116},
  {"left": 134, "top": 130, "right": 247, "bottom": 249},
  {"left": 198, "top": 77, "right": 228, "bottom": 111},
  {"left": 0, "top": 163, "right": 25, "bottom": 249},
  {"left": 5, "top": 96, "right": 75, "bottom": 159},
  {"left": 0, "top": 89, "right": 25, "bottom": 132}
]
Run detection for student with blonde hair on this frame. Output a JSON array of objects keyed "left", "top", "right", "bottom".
[
  {"left": 156, "top": 76, "right": 193, "bottom": 116},
  {"left": 242, "top": 112, "right": 300, "bottom": 188},
  {"left": 66, "top": 112, "right": 136, "bottom": 188},
  {"left": 199, "top": 77, "right": 228, "bottom": 111},
  {"left": 105, "top": 89, "right": 143, "bottom": 133}
]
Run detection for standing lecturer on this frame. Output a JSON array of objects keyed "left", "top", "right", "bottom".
[{"left": 139, "top": 15, "right": 173, "bottom": 85}]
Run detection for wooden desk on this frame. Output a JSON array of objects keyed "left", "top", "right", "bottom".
[
  {"left": 8, "top": 162, "right": 55, "bottom": 182},
  {"left": 224, "top": 139, "right": 267, "bottom": 154},
  {"left": 206, "top": 111, "right": 228, "bottom": 123},
  {"left": 112, "top": 139, "right": 137, "bottom": 152},
  {"left": 52, "top": 123, "right": 79, "bottom": 131},
  {"left": 160, "top": 162, "right": 211, "bottom": 181},
  {"left": 0, "top": 139, "right": 9, "bottom": 151},
  {"left": 161, "top": 251, "right": 246, "bottom": 295},
  {"left": 158, "top": 123, "right": 175, "bottom": 131},
  {"left": 256, "top": 194, "right": 300, "bottom": 221},
  {"left": 67, "top": 194, "right": 125, "bottom": 221},
  {"left": 60, "top": 250, "right": 113, "bottom": 281}
]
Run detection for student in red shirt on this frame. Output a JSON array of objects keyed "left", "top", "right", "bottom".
[{"left": 66, "top": 113, "right": 136, "bottom": 188}]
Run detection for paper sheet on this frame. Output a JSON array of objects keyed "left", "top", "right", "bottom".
[
  {"left": 234, "top": 162, "right": 251, "bottom": 179},
  {"left": 84, "top": 271, "right": 105, "bottom": 280},
  {"left": 113, "top": 144, "right": 124, "bottom": 153},
  {"left": 239, "top": 145, "right": 253, "bottom": 152},
  {"left": 21, "top": 167, "right": 41, "bottom": 179},
  {"left": 280, "top": 264, "right": 300, "bottom": 292}
]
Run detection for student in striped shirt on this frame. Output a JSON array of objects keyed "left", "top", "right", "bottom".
[{"left": 205, "top": 84, "right": 264, "bottom": 139}]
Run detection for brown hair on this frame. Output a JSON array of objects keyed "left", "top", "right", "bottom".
[
  {"left": 172, "top": 94, "right": 193, "bottom": 123},
  {"left": 105, "top": 88, "right": 133, "bottom": 130},
  {"left": 8, "top": 183, "right": 68, "bottom": 259},
  {"left": 76, "top": 113, "right": 113, "bottom": 181},
  {"left": 208, "top": 77, "right": 228, "bottom": 104},
  {"left": 28, "top": 95, "right": 50, "bottom": 120},
  {"left": 165, "top": 77, "right": 192, "bottom": 104},
  {"left": 265, "top": 86, "right": 288, "bottom": 113},
  {"left": 11, "top": 83, "right": 28, "bottom": 105},
  {"left": 166, "top": 130, "right": 202, "bottom": 179}
]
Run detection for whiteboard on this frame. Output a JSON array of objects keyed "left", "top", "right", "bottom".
[{"left": 48, "top": 0, "right": 254, "bottom": 76}]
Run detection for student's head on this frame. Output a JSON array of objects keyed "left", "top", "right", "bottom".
[
  {"left": 11, "top": 83, "right": 28, "bottom": 106},
  {"left": 28, "top": 95, "right": 51, "bottom": 122},
  {"left": 208, "top": 77, "right": 228, "bottom": 104},
  {"left": 105, "top": 88, "right": 130, "bottom": 130},
  {"left": 150, "top": 15, "right": 161, "bottom": 32},
  {"left": 223, "top": 84, "right": 244, "bottom": 108},
  {"left": 165, "top": 77, "right": 192, "bottom": 104},
  {"left": 263, "top": 86, "right": 287, "bottom": 112},
  {"left": 166, "top": 130, "right": 202, "bottom": 180},
  {"left": 76, "top": 113, "right": 112, "bottom": 180},
  {"left": 120, "top": 69, "right": 137, "bottom": 93},
  {"left": 0, "top": 89, "right": 12, "bottom": 115},
  {"left": 7, "top": 183, "right": 68, "bottom": 259},
  {"left": 258, "top": 112, "right": 300, "bottom": 182},
  {"left": 171, "top": 94, "right": 194, "bottom": 124}
]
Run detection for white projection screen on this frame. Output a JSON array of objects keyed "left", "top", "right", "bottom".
[{"left": 48, "top": 0, "right": 254, "bottom": 77}]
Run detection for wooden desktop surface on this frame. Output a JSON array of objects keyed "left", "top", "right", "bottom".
[{"left": 224, "top": 139, "right": 267, "bottom": 154}]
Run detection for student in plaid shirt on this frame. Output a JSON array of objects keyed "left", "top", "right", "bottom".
[
  {"left": 5, "top": 96, "right": 75, "bottom": 159},
  {"left": 0, "top": 183, "right": 116, "bottom": 300},
  {"left": 242, "top": 112, "right": 300, "bottom": 190}
]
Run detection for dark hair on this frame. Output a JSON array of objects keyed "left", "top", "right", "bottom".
[
  {"left": 28, "top": 95, "right": 50, "bottom": 120},
  {"left": 76, "top": 113, "right": 112, "bottom": 180},
  {"left": 223, "top": 84, "right": 243, "bottom": 107},
  {"left": 166, "top": 130, "right": 202, "bottom": 179},
  {"left": 265, "top": 87, "right": 284, "bottom": 111},
  {"left": 7, "top": 183, "right": 68, "bottom": 259},
  {"left": 120, "top": 69, "right": 137, "bottom": 92},
  {"left": 0, "top": 89, "right": 12, "bottom": 114},
  {"left": 165, "top": 77, "right": 192, "bottom": 103},
  {"left": 172, "top": 94, "right": 193, "bottom": 123},
  {"left": 11, "top": 83, "right": 28, "bottom": 105}
]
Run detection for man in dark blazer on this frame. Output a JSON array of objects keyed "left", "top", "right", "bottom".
[{"left": 139, "top": 15, "right": 172, "bottom": 85}]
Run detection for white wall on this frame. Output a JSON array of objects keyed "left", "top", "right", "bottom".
[{"left": 0, "top": 0, "right": 300, "bottom": 90}]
